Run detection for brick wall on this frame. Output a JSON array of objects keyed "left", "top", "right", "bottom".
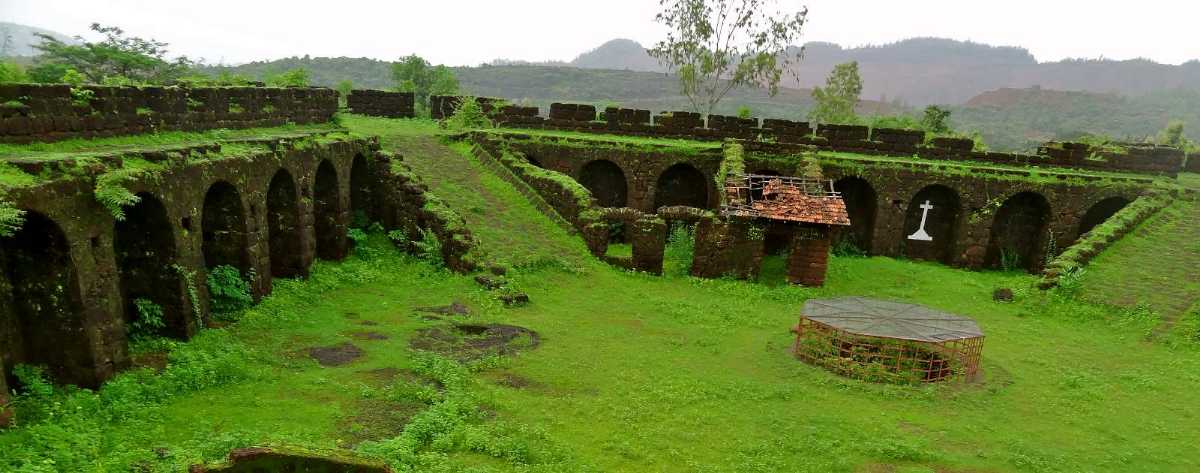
[
  {"left": 0, "top": 84, "right": 337, "bottom": 143},
  {"left": 459, "top": 98, "right": 1190, "bottom": 176},
  {"left": 347, "top": 89, "right": 415, "bottom": 118}
]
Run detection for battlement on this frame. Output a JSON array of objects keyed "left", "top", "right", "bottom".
[
  {"left": 417, "top": 96, "right": 1190, "bottom": 177},
  {"left": 0, "top": 84, "right": 338, "bottom": 144}
]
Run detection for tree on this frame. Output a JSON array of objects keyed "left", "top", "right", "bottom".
[
  {"left": 809, "top": 61, "right": 861, "bottom": 125},
  {"left": 648, "top": 0, "right": 808, "bottom": 116},
  {"left": 31, "top": 23, "right": 192, "bottom": 84},
  {"left": 392, "top": 55, "right": 459, "bottom": 113},
  {"left": 0, "top": 62, "right": 27, "bottom": 83},
  {"left": 335, "top": 79, "right": 354, "bottom": 108},
  {"left": 1157, "top": 120, "right": 1192, "bottom": 150},
  {"left": 264, "top": 68, "right": 309, "bottom": 87},
  {"left": 921, "top": 105, "right": 952, "bottom": 134}
]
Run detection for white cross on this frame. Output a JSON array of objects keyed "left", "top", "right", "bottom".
[{"left": 907, "top": 200, "right": 935, "bottom": 242}]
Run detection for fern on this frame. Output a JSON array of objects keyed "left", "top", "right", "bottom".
[
  {"left": 94, "top": 170, "right": 143, "bottom": 221},
  {"left": 0, "top": 198, "right": 25, "bottom": 237}
]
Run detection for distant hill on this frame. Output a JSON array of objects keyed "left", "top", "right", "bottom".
[
  {"left": 951, "top": 87, "right": 1200, "bottom": 151},
  {"left": 201, "top": 56, "right": 395, "bottom": 89},
  {"left": 568, "top": 37, "right": 1200, "bottom": 106},
  {"left": 0, "top": 22, "right": 77, "bottom": 57}
]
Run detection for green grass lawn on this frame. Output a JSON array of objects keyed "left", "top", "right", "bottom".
[
  {"left": 4, "top": 116, "right": 1199, "bottom": 472},
  {"left": 3, "top": 232, "right": 1198, "bottom": 472}
]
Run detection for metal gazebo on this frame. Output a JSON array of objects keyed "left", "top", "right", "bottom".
[{"left": 792, "top": 297, "right": 985, "bottom": 383}]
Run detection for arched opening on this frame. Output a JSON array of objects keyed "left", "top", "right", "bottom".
[
  {"left": 579, "top": 160, "right": 628, "bottom": 208},
  {"left": 986, "top": 191, "right": 1051, "bottom": 272},
  {"left": 833, "top": 177, "right": 878, "bottom": 254},
  {"left": 115, "top": 193, "right": 188, "bottom": 338},
  {"left": 654, "top": 163, "right": 709, "bottom": 210},
  {"left": 903, "top": 185, "right": 961, "bottom": 264},
  {"left": 202, "top": 181, "right": 250, "bottom": 273},
  {"left": 267, "top": 169, "right": 305, "bottom": 278},
  {"left": 1078, "top": 197, "right": 1130, "bottom": 237},
  {"left": 1, "top": 212, "right": 94, "bottom": 386},
  {"left": 313, "top": 160, "right": 345, "bottom": 261},
  {"left": 350, "top": 154, "right": 372, "bottom": 228},
  {"left": 524, "top": 153, "right": 543, "bottom": 168}
]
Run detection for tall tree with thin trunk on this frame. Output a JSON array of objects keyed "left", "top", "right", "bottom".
[
  {"left": 809, "top": 61, "right": 862, "bottom": 125},
  {"left": 649, "top": 0, "right": 808, "bottom": 116}
]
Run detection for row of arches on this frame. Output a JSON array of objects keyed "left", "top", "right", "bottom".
[
  {"left": 1, "top": 154, "right": 373, "bottom": 386},
  {"left": 829, "top": 177, "right": 1130, "bottom": 271},
  {"left": 577, "top": 160, "right": 711, "bottom": 210},
  {"left": 573, "top": 157, "right": 1132, "bottom": 272}
]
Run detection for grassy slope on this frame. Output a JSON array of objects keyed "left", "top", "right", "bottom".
[
  {"left": 1078, "top": 197, "right": 1200, "bottom": 336},
  {"left": 2, "top": 120, "right": 1200, "bottom": 472},
  {"left": 340, "top": 115, "right": 588, "bottom": 269}
]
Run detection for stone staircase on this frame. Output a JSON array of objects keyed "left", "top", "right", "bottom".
[{"left": 1079, "top": 196, "right": 1200, "bottom": 338}]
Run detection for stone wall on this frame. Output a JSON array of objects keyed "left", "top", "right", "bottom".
[
  {"left": 0, "top": 84, "right": 338, "bottom": 144},
  {"left": 467, "top": 100, "right": 1189, "bottom": 176},
  {"left": 690, "top": 218, "right": 766, "bottom": 280},
  {"left": 1188, "top": 153, "right": 1200, "bottom": 173},
  {"left": 487, "top": 133, "right": 1152, "bottom": 274},
  {"left": 0, "top": 133, "right": 469, "bottom": 389},
  {"left": 347, "top": 90, "right": 415, "bottom": 118}
]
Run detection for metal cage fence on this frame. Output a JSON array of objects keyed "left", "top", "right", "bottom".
[{"left": 792, "top": 317, "right": 984, "bottom": 384}]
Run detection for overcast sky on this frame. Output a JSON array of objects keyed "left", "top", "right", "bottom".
[{"left": 3, "top": 0, "right": 1197, "bottom": 66}]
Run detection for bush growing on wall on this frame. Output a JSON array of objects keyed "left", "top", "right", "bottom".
[{"left": 206, "top": 265, "right": 253, "bottom": 319}]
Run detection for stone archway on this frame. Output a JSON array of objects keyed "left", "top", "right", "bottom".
[
  {"left": 986, "top": 191, "right": 1051, "bottom": 272},
  {"left": 202, "top": 181, "right": 250, "bottom": 272},
  {"left": 1078, "top": 197, "right": 1130, "bottom": 237},
  {"left": 1, "top": 211, "right": 94, "bottom": 386},
  {"left": 115, "top": 193, "right": 187, "bottom": 338},
  {"left": 654, "top": 163, "right": 709, "bottom": 210},
  {"left": 579, "top": 160, "right": 628, "bottom": 208},
  {"left": 313, "top": 160, "right": 345, "bottom": 261},
  {"left": 350, "top": 154, "right": 372, "bottom": 227},
  {"left": 903, "top": 185, "right": 961, "bottom": 264},
  {"left": 833, "top": 177, "right": 878, "bottom": 253},
  {"left": 267, "top": 169, "right": 305, "bottom": 278}
]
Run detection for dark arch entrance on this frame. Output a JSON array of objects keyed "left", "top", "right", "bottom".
[
  {"left": 350, "top": 154, "right": 372, "bottom": 227},
  {"left": 833, "top": 177, "right": 878, "bottom": 253},
  {"left": 903, "top": 185, "right": 961, "bottom": 264},
  {"left": 1078, "top": 197, "right": 1130, "bottom": 237},
  {"left": 1, "top": 212, "right": 94, "bottom": 386},
  {"left": 267, "top": 169, "right": 305, "bottom": 278},
  {"left": 654, "top": 163, "right": 709, "bottom": 210},
  {"left": 313, "top": 160, "right": 345, "bottom": 261},
  {"left": 202, "top": 181, "right": 250, "bottom": 272},
  {"left": 579, "top": 160, "right": 628, "bottom": 208},
  {"left": 115, "top": 193, "right": 188, "bottom": 338},
  {"left": 986, "top": 191, "right": 1051, "bottom": 272}
]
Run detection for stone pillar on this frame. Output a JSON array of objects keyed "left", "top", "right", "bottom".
[
  {"left": 631, "top": 216, "right": 667, "bottom": 275},
  {"left": 788, "top": 225, "right": 832, "bottom": 287},
  {"left": 690, "top": 218, "right": 766, "bottom": 280},
  {"left": 583, "top": 222, "right": 610, "bottom": 258}
]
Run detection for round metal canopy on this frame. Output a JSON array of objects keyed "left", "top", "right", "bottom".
[{"left": 802, "top": 297, "right": 984, "bottom": 343}]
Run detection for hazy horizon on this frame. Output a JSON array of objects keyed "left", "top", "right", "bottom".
[{"left": 3, "top": 0, "right": 1198, "bottom": 67}]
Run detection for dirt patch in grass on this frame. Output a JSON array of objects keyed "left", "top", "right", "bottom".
[
  {"left": 347, "top": 331, "right": 389, "bottom": 341},
  {"left": 410, "top": 323, "right": 540, "bottom": 361},
  {"left": 307, "top": 342, "right": 364, "bottom": 367},
  {"left": 357, "top": 320, "right": 379, "bottom": 326},
  {"left": 336, "top": 398, "right": 428, "bottom": 447},
  {"left": 495, "top": 372, "right": 541, "bottom": 389}
]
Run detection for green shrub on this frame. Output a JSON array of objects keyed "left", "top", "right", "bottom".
[
  {"left": 445, "top": 97, "right": 491, "bottom": 130},
  {"left": 206, "top": 265, "right": 253, "bottom": 318},
  {"left": 128, "top": 298, "right": 166, "bottom": 340},
  {"left": 663, "top": 222, "right": 696, "bottom": 275}
]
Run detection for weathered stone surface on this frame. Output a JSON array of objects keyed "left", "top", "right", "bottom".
[
  {"left": 691, "top": 217, "right": 765, "bottom": 280},
  {"left": 787, "top": 226, "right": 832, "bottom": 287},
  {"left": 347, "top": 90, "right": 415, "bottom": 118},
  {"left": 0, "top": 85, "right": 338, "bottom": 144},
  {"left": 1, "top": 135, "right": 461, "bottom": 388}
]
